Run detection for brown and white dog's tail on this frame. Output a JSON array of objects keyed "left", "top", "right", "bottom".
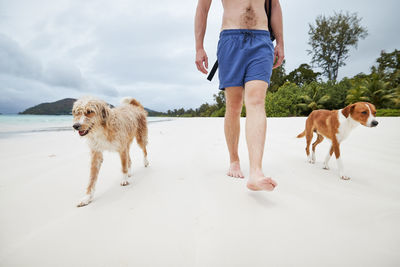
[
  {"left": 297, "top": 130, "right": 306, "bottom": 138},
  {"left": 121, "top": 97, "right": 145, "bottom": 110}
]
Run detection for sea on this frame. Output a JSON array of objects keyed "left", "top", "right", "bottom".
[{"left": 0, "top": 114, "right": 170, "bottom": 138}]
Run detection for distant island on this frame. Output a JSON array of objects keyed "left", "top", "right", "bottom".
[
  {"left": 19, "top": 98, "right": 163, "bottom": 116},
  {"left": 20, "top": 98, "right": 77, "bottom": 115}
]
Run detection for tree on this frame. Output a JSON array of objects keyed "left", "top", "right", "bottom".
[
  {"left": 265, "top": 82, "right": 302, "bottom": 117},
  {"left": 346, "top": 83, "right": 369, "bottom": 104},
  {"left": 321, "top": 79, "right": 350, "bottom": 110},
  {"left": 213, "top": 91, "right": 225, "bottom": 109},
  {"left": 286, "top": 63, "right": 321, "bottom": 86},
  {"left": 389, "top": 87, "right": 400, "bottom": 108},
  {"left": 346, "top": 74, "right": 392, "bottom": 108},
  {"left": 308, "top": 11, "right": 368, "bottom": 81},
  {"left": 297, "top": 82, "right": 331, "bottom": 114},
  {"left": 371, "top": 49, "right": 400, "bottom": 88}
]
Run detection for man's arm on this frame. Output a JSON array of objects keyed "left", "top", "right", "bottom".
[
  {"left": 270, "top": 0, "right": 284, "bottom": 69},
  {"left": 195, "top": 0, "right": 212, "bottom": 74}
]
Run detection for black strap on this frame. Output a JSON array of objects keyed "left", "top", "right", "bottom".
[
  {"left": 265, "top": 0, "right": 275, "bottom": 41},
  {"left": 207, "top": 60, "right": 218, "bottom": 81},
  {"left": 207, "top": 0, "right": 274, "bottom": 82}
]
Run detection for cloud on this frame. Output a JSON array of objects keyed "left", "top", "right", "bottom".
[
  {"left": 43, "top": 59, "right": 84, "bottom": 88},
  {"left": 0, "top": 0, "right": 399, "bottom": 113},
  {"left": 0, "top": 33, "right": 118, "bottom": 113},
  {"left": 0, "top": 34, "right": 43, "bottom": 80}
]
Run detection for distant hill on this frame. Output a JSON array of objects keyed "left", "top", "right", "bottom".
[
  {"left": 19, "top": 98, "right": 162, "bottom": 116},
  {"left": 20, "top": 98, "right": 77, "bottom": 115}
]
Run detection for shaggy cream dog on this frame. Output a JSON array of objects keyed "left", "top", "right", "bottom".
[{"left": 72, "top": 96, "right": 149, "bottom": 207}]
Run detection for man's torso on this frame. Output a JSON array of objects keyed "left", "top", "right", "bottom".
[{"left": 221, "top": 0, "right": 268, "bottom": 30}]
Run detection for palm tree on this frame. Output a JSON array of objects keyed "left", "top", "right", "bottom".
[
  {"left": 347, "top": 74, "right": 392, "bottom": 108},
  {"left": 346, "top": 83, "right": 369, "bottom": 104},
  {"left": 364, "top": 74, "right": 392, "bottom": 108},
  {"left": 297, "top": 82, "right": 330, "bottom": 114},
  {"left": 388, "top": 87, "right": 400, "bottom": 108}
]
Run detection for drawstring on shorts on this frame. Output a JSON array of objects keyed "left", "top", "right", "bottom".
[{"left": 241, "top": 31, "right": 255, "bottom": 48}]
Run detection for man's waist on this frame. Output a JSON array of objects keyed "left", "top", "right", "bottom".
[{"left": 220, "top": 29, "right": 270, "bottom": 37}]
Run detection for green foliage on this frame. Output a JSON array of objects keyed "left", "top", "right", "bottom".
[
  {"left": 321, "top": 79, "right": 350, "bottom": 110},
  {"left": 346, "top": 74, "right": 393, "bottom": 108},
  {"left": 372, "top": 49, "right": 400, "bottom": 89},
  {"left": 286, "top": 64, "right": 321, "bottom": 86},
  {"left": 241, "top": 105, "right": 246, "bottom": 117},
  {"left": 265, "top": 82, "right": 302, "bottom": 117},
  {"left": 164, "top": 91, "right": 225, "bottom": 117},
  {"left": 376, "top": 109, "right": 400, "bottom": 116},
  {"left": 389, "top": 87, "right": 400, "bottom": 108},
  {"left": 269, "top": 60, "right": 287, "bottom": 92},
  {"left": 308, "top": 11, "right": 368, "bottom": 80},
  {"left": 296, "top": 82, "right": 330, "bottom": 114},
  {"left": 346, "top": 83, "right": 369, "bottom": 104},
  {"left": 161, "top": 48, "right": 400, "bottom": 118},
  {"left": 211, "top": 106, "right": 225, "bottom": 117}
]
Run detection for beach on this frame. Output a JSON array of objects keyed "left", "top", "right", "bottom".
[{"left": 0, "top": 117, "right": 399, "bottom": 266}]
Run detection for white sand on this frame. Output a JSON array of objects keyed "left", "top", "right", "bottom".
[{"left": 0, "top": 117, "right": 399, "bottom": 266}]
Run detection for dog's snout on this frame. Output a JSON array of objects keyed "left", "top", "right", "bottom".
[
  {"left": 73, "top": 123, "right": 81, "bottom": 130},
  {"left": 371, "top": 120, "right": 378, "bottom": 127}
]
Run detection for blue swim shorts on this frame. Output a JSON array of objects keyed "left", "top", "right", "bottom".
[{"left": 217, "top": 29, "right": 274, "bottom": 90}]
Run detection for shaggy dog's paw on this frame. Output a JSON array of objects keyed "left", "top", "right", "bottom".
[
  {"left": 323, "top": 165, "right": 329, "bottom": 170},
  {"left": 340, "top": 175, "right": 350, "bottom": 180}
]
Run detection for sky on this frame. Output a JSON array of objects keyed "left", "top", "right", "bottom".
[{"left": 0, "top": 0, "right": 399, "bottom": 113}]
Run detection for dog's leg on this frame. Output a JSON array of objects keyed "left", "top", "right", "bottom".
[
  {"left": 311, "top": 134, "right": 324, "bottom": 164},
  {"left": 323, "top": 145, "right": 334, "bottom": 170},
  {"left": 77, "top": 150, "right": 103, "bottom": 207},
  {"left": 332, "top": 139, "right": 350, "bottom": 180},
  {"left": 136, "top": 123, "right": 149, "bottom": 167},
  {"left": 125, "top": 143, "right": 133, "bottom": 177},
  {"left": 120, "top": 149, "right": 130, "bottom": 186},
  {"left": 139, "top": 141, "right": 149, "bottom": 167},
  {"left": 127, "top": 153, "right": 132, "bottom": 177},
  {"left": 306, "top": 130, "right": 313, "bottom": 163}
]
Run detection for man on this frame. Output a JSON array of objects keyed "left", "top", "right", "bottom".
[{"left": 194, "top": 0, "right": 284, "bottom": 191}]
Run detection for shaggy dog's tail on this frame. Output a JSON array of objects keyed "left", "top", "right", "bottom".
[
  {"left": 121, "top": 97, "right": 145, "bottom": 110},
  {"left": 297, "top": 130, "right": 306, "bottom": 138}
]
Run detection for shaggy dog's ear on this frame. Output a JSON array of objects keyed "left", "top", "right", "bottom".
[
  {"left": 342, "top": 104, "right": 356, "bottom": 118},
  {"left": 101, "top": 105, "right": 110, "bottom": 125}
]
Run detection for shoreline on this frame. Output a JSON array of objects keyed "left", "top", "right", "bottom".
[{"left": 0, "top": 116, "right": 173, "bottom": 138}]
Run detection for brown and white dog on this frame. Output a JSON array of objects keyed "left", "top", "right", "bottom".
[
  {"left": 297, "top": 102, "right": 378, "bottom": 180},
  {"left": 72, "top": 96, "right": 149, "bottom": 207}
]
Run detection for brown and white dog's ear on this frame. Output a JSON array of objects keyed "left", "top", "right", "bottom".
[{"left": 342, "top": 104, "right": 356, "bottom": 118}]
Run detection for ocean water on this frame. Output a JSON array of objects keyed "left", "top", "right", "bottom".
[{"left": 0, "top": 115, "right": 170, "bottom": 137}]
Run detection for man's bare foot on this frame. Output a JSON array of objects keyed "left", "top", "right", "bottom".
[
  {"left": 227, "top": 161, "right": 244, "bottom": 178},
  {"left": 247, "top": 170, "right": 277, "bottom": 191}
]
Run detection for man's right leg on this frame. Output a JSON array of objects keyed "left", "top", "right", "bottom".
[{"left": 224, "top": 86, "right": 244, "bottom": 178}]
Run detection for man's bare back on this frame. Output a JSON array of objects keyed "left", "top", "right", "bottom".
[{"left": 221, "top": 0, "right": 268, "bottom": 30}]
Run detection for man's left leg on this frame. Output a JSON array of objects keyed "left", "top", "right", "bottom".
[{"left": 244, "top": 80, "right": 277, "bottom": 191}]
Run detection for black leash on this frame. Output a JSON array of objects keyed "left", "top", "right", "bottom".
[
  {"left": 207, "top": 59, "right": 218, "bottom": 81},
  {"left": 207, "top": 0, "right": 274, "bottom": 82}
]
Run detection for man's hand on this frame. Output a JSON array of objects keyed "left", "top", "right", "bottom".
[
  {"left": 273, "top": 43, "right": 284, "bottom": 69},
  {"left": 195, "top": 48, "right": 208, "bottom": 74}
]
